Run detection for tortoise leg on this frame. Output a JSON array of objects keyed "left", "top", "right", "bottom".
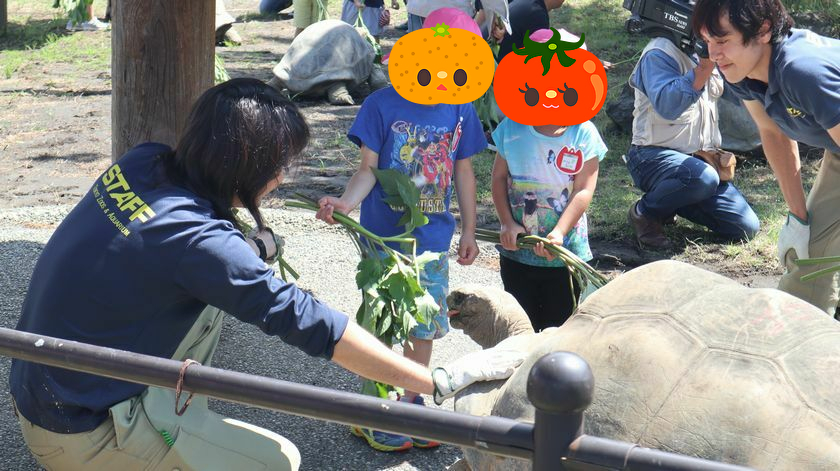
[{"left": 327, "top": 82, "right": 355, "bottom": 106}]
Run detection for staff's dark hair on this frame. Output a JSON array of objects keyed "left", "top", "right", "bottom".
[
  {"left": 692, "top": 0, "right": 794, "bottom": 45},
  {"left": 163, "top": 78, "right": 309, "bottom": 229}
]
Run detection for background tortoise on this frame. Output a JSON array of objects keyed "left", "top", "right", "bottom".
[
  {"left": 447, "top": 260, "right": 840, "bottom": 470},
  {"left": 268, "top": 20, "right": 388, "bottom": 105}
]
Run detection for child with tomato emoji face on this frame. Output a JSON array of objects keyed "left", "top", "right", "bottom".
[{"left": 491, "top": 28, "right": 608, "bottom": 331}]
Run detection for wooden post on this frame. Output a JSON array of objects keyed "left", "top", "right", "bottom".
[
  {"left": 111, "top": 1, "right": 214, "bottom": 161},
  {"left": 1, "top": 0, "right": 8, "bottom": 37}
]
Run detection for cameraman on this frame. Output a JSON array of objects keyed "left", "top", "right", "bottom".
[
  {"left": 693, "top": 0, "right": 840, "bottom": 315},
  {"left": 625, "top": 32, "right": 759, "bottom": 249}
]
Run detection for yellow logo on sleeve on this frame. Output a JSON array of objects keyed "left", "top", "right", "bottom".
[{"left": 787, "top": 107, "right": 804, "bottom": 118}]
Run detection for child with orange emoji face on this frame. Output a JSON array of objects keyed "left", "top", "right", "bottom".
[
  {"left": 491, "top": 28, "right": 608, "bottom": 332},
  {"left": 316, "top": 8, "right": 490, "bottom": 452}
]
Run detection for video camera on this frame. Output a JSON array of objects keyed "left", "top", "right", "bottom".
[{"left": 623, "top": 0, "right": 708, "bottom": 58}]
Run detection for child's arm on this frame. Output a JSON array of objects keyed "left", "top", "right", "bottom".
[
  {"left": 454, "top": 157, "right": 479, "bottom": 266},
  {"left": 491, "top": 153, "right": 525, "bottom": 251},
  {"left": 533, "top": 157, "right": 599, "bottom": 259},
  {"left": 316, "top": 145, "right": 379, "bottom": 224}
]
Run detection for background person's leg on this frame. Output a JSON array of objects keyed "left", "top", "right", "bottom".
[
  {"left": 626, "top": 146, "right": 719, "bottom": 220},
  {"left": 676, "top": 182, "right": 760, "bottom": 241},
  {"left": 779, "top": 150, "right": 840, "bottom": 315}
]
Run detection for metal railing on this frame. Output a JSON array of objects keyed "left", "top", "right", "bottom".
[{"left": 0, "top": 327, "right": 754, "bottom": 471}]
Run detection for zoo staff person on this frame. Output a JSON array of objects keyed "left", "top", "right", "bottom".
[
  {"left": 693, "top": 0, "right": 840, "bottom": 316},
  {"left": 8, "top": 78, "right": 521, "bottom": 471}
]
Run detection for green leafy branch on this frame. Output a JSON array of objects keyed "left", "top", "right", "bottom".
[
  {"left": 513, "top": 28, "right": 586, "bottom": 75},
  {"left": 286, "top": 169, "right": 439, "bottom": 399}
]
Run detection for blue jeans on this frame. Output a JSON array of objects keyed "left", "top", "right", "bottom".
[
  {"left": 260, "top": 0, "right": 292, "bottom": 14},
  {"left": 407, "top": 13, "right": 424, "bottom": 32},
  {"left": 626, "top": 145, "right": 759, "bottom": 241}
]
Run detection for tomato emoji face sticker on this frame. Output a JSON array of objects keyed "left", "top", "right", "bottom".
[
  {"left": 494, "top": 28, "right": 608, "bottom": 126},
  {"left": 389, "top": 22, "right": 495, "bottom": 105}
]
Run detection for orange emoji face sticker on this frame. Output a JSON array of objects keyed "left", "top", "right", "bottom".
[
  {"left": 494, "top": 28, "right": 608, "bottom": 126},
  {"left": 389, "top": 23, "right": 495, "bottom": 105}
]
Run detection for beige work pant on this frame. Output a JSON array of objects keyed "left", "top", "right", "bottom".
[
  {"left": 16, "top": 306, "right": 301, "bottom": 471},
  {"left": 779, "top": 150, "right": 840, "bottom": 316}
]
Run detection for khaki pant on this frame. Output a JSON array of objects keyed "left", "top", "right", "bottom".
[
  {"left": 779, "top": 150, "right": 840, "bottom": 316},
  {"left": 293, "top": 0, "right": 326, "bottom": 29},
  {"left": 16, "top": 306, "right": 301, "bottom": 471}
]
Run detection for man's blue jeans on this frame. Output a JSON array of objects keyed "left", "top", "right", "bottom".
[
  {"left": 260, "top": 0, "right": 292, "bottom": 14},
  {"left": 626, "top": 145, "right": 759, "bottom": 241}
]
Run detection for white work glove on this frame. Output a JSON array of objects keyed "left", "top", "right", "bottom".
[
  {"left": 432, "top": 347, "right": 525, "bottom": 405},
  {"left": 777, "top": 212, "right": 810, "bottom": 266}
]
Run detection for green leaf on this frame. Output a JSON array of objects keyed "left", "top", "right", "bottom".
[
  {"left": 414, "top": 292, "right": 440, "bottom": 326},
  {"left": 355, "top": 257, "right": 382, "bottom": 290},
  {"left": 376, "top": 311, "right": 392, "bottom": 337}
]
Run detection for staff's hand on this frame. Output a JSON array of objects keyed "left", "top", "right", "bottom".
[
  {"left": 777, "top": 211, "right": 810, "bottom": 266},
  {"left": 316, "top": 196, "right": 352, "bottom": 225},
  {"left": 432, "top": 347, "right": 525, "bottom": 404},
  {"left": 247, "top": 228, "right": 279, "bottom": 261}
]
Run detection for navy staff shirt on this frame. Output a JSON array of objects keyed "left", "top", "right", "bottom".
[
  {"left": 729, "top": 29, "right": 840, "bottom": 153},
  {"left": 10, "top": 143, "right": 349, "bottom": 433}
]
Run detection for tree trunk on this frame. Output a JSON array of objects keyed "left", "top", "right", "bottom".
[
  {"left": 1, "top": 0, "right": 8, "bottom": 37},
  {"left": 111, "top": 0, "right": 214, "bottom": 161}
]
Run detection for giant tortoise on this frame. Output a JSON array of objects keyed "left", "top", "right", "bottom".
[
  {"left": 268, "top": 20, "right": 388, "bottom": 105},
  {"left": 447, "top": 260, "right": 840, "bottom": 470}
]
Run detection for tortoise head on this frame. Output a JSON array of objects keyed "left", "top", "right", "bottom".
[{"left": 448, "top": 285, "right": 535, "bottom": 348}]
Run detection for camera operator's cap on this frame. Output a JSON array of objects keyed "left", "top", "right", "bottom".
[{"left": 480, "top": 0, "right": 512, "bottom": 34}]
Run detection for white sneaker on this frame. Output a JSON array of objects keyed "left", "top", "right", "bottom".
[
  {"left": 68, "top": 17, "right": 110, "bottom": 32},
  {"left": 82, "top": 17, "right": 110, "bottom": 31}
]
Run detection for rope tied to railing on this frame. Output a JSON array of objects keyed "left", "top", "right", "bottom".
[{"left": 175, "top": 359, "right": 201, "bottom": 416}]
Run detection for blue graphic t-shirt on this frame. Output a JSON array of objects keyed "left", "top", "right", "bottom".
[
  {"left": 492, "top": 119, "right": 608, "bottom": 267},
  {"left": 349, "top": 87, "right": 487, "bottom": 253}
]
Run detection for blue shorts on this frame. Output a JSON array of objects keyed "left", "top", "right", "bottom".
[{"left": 411, "top": 252, "right": 449, "bottom": 340}]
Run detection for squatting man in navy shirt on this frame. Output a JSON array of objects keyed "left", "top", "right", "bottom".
[
  {"left": 9, "top": 78, "right": 523, "bottom": 470},
  {"left": 693, "top": 0, "right": 840, "bottom": 316}
]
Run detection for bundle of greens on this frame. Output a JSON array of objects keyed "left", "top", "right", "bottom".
[
  {"left": 286, "top": 169, "right": 439, "bottom": 399},
  {"left": 475, "top": 227, "right": 608, "bottom": 304},
  {"left": 795, "top": 256, "right": 840, "bottom": 282}
]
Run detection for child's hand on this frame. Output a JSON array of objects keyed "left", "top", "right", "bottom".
[
  {"left": 500, "top": 222, "right": 525, "bottom": 251},
  {"left": 316, "top": 196, "right": 351, "bottom": 225},
  {"left": 533, "top": 230, "right": 564, "bottom": 260},
  {"left": 457, "top": 234, "right": 479, "bottom": 266}
]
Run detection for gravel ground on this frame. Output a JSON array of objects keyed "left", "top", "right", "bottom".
[{"left": 0, "top": 205, "right": 504, "bottom": 471}]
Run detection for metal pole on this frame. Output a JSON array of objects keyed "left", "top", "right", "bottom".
[
  {"left": 0, "top": 327, "right": 533, "bottom": 460},
  {"left": 528, "top": 351, "right": 594, "bottom": 471},
  {"left": 568, "top": 436, "right": 756, "bottom": 471}
]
